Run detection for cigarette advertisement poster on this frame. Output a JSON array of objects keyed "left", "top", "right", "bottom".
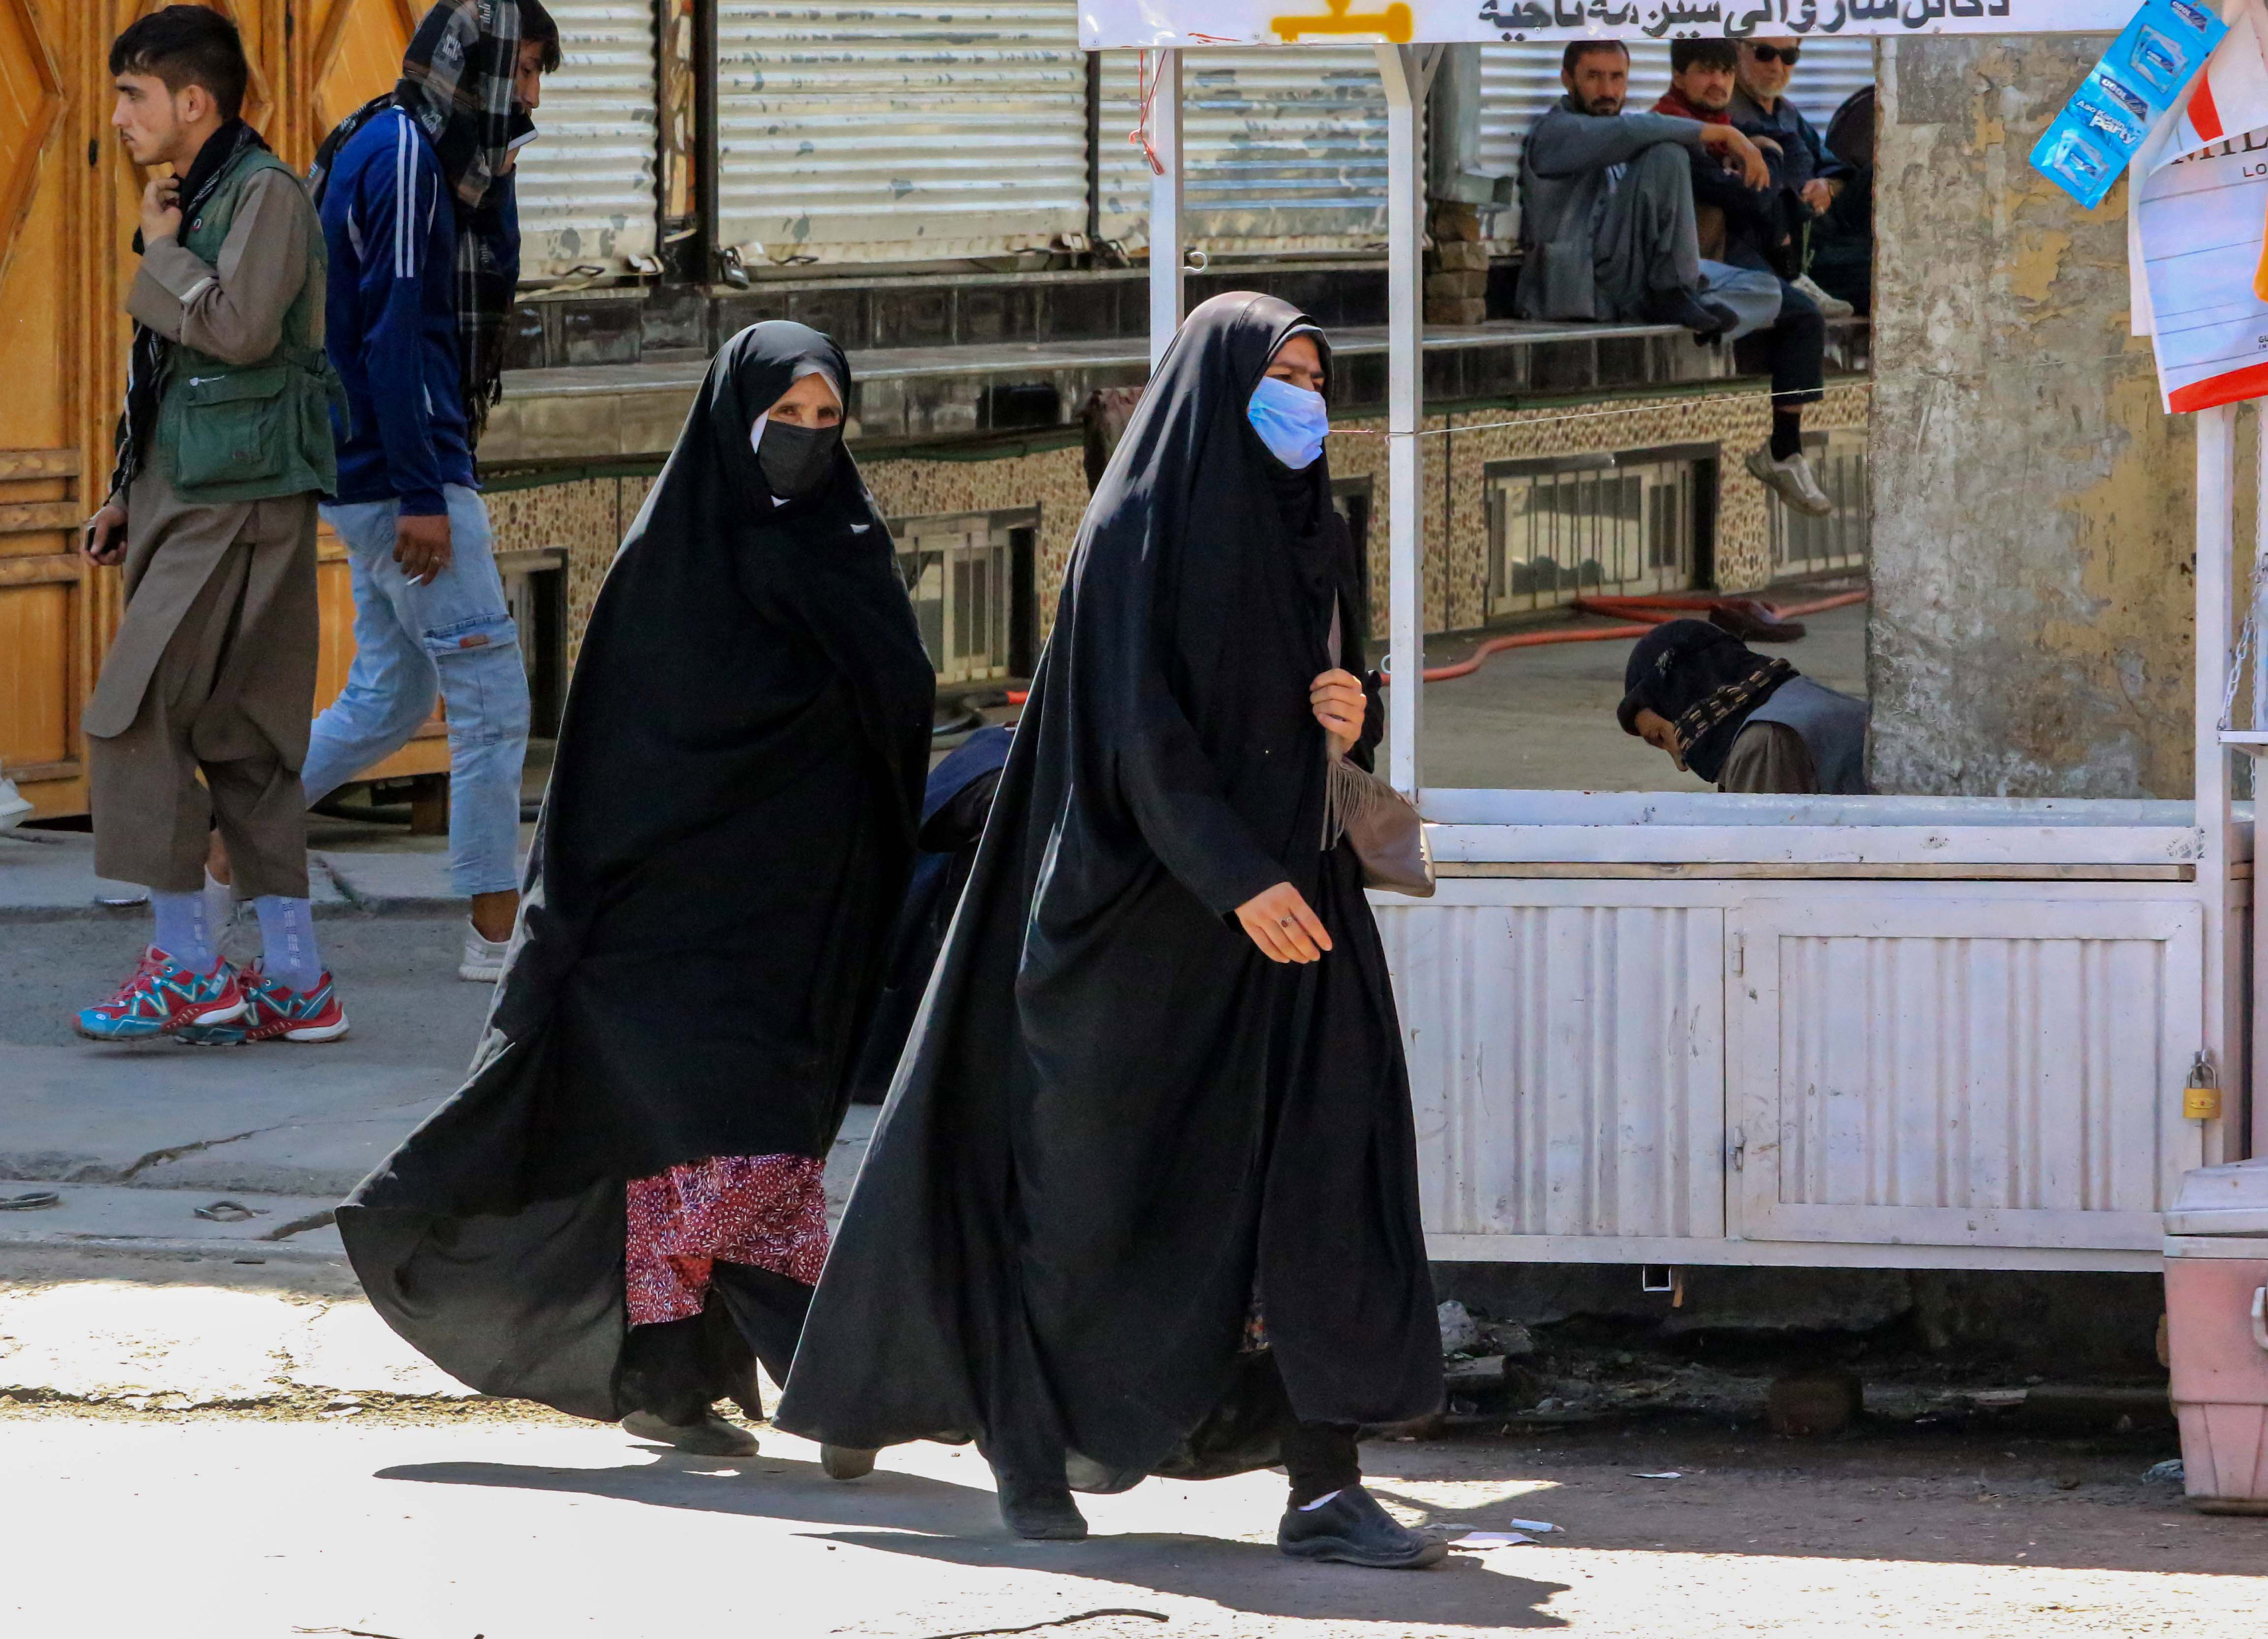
[{"left": 2135, "top": 4, "right": 2268, "bottom": 413}]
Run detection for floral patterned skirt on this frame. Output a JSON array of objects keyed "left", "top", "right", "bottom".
[{"left": 624, "top": 1153, "right": 829, "bottom": 1326}]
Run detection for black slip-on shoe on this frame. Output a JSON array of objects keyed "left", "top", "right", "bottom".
[
  {"left": 996, "top": 1474, "right": 1090, "bottom": 1540},
  {"left": 1644, "top": 286, "right": 1738, "bottom": 341},
  {"left": 1065, "top": 1449, "right": 1145, "bottom": 1495},
  {"left": 621, "top": 1409, "right": 759, "bottom": 1457},
  {"left": 1278, "top": 1486, "right": 1447, "bottom": 1570}
]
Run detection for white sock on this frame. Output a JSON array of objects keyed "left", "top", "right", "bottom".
[
  {"left": 253, "top": 895, "right": 322, "bottom": 994},
  {"left": 150, "top": 889, "right": 215, "bottom": 972},
  {"left": 202, "top": 869, "right": 234, "bottom": 946},
  {"left": 1297, "top": 1489, "right": 1343, "bottom": 1512}
]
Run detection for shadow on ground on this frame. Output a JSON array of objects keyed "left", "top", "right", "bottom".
[{"left": 380, "top": 1449, "right": 1569, "bottom": 1629}]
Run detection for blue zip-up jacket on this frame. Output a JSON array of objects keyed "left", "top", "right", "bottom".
[{"left": 319, "top": 107, "right": 514, "bottom": 515}]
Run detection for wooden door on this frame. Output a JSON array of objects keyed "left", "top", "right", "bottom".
[
  {"left": 0, "top": 0, "right": 89, "bottom": 818},
  {"left": 0, "top": 0, "right": 445, "bottom": 819},
  {"left": 1733, "top": 892, "right": 2206, "bottom": 1254},
  {"left": 303, "top": 0, "right": 415, "bottom": 146}
]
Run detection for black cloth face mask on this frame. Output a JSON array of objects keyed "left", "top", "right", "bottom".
[{"left": 758, "top": 420, "right": 842, "bottom": 501}]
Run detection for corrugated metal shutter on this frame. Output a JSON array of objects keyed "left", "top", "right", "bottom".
[
  {"left": 512, "top": 2, "right": 661, "bottom": 279},
  {"left": 1475, "top": 39, "right": 1675, "bottom": 198},
  {"left": 1096, "top": 48, "right": 1389, "bottom": 254},
  {"left": 1476, "top": 38, "right": 1876, "bottom": 239},
  {"left": 1787, "top": 39, "right": 1878, "bottom": 141},
  {"left": 1377, "top": 899, "right": 1728, "bottom": 1241},
  {"left": 714, "top": 1, "right": 1089, "bottom": 266}
]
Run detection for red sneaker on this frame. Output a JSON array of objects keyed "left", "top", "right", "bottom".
[
  {"left": 239, "top": 966, "right": 350, "bottom": 1043},
  {"left": 75, "top": 948, "right": 246, "bottom": 1041}
]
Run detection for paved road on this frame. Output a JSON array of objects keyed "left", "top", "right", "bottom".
[
  {"left": 1404, "top": 600, "right": 1868, "bottom": 792},
  {"left": 3, "top": 1404, "right": 2257, "bottom": 1639}
]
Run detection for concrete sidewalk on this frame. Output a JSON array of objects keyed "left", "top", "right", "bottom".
[
  {"left": 1, "top": 902, "right": 880, "bottom": 1228},
  {"left": 0, "top": 816, "right": 538, "bottom": 920}
]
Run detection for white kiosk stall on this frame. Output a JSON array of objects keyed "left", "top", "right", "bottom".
[{"left": 1087, "top": 0, "right": 2259, "bottom": 1273}]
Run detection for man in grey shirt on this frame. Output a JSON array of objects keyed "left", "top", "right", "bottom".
[{"left": 1515, "top": 38, "right": 1769, "bottom": 336}]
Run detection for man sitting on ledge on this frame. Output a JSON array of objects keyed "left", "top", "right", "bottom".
[
  {"left": 1514, "top": 37, "right": 1769, "bottom": 340},
  {"left": 1656, "top": 37, "right": 1835, "bottom": 517}
]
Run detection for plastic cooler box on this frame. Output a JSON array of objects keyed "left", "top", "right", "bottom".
[{"left": 2165, "top": 1160, "right": 2268, "bottom": 1514}]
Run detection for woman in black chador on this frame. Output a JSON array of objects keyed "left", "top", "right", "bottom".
[
  {"left": 336, "top": 322, "right": 934, "bottom": 1461},
  {"left": 778, "top": 293, "right": 1445, "bottom": 1568}
]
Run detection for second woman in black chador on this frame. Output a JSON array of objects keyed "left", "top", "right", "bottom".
[
  {"left": 336, "top": 322, "right": 934, "bottom": 1461},
  {"left": 779, "top": 293, "right": 1445, "bottom": 1568}
]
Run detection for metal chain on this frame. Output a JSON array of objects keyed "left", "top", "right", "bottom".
[{"left": 2222, "top": 553, "right": 2268, "bottom": 733}]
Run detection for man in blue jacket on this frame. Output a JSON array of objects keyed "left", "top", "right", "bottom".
[
  {"left": 1731, "top": 35, "right": 1855, "bottom": 318},
  {"left": 300, "top": 0, "right": 557, "bottom": 981}
]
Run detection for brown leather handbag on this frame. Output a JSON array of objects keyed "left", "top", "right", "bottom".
[{"left": 1324, "top": 602, "right": 1436, "bottom": 898}]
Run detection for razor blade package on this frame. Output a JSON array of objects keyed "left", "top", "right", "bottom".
[{"left": 2031, "top": 0, "right": 2229, "bottom": 209}]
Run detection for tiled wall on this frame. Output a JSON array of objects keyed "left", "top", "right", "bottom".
[
  {"left": 1333, "top": 378, "right": 1877, "bottom": 636},
  {"left": 484, "top": 475, "right": 656, "bottom": 671},
  {"left": 486, "top": 377, "right": 1873, "bottom": 678}
]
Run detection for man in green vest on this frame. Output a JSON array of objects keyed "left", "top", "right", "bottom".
[{"left": 75, "top": 6, "right": 348, "bottom": 1045}]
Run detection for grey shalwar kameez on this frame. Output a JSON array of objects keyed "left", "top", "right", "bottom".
[
  {"left": 1515, "top": 98, "right": 1711, "bottom": 322},
  {"left": 86, "top": 162, "right": 328, "bottom": 901}
]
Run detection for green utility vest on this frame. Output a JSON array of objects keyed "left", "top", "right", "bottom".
[{"left": 156, "top": 144, "right": 342, "bottom": 504}]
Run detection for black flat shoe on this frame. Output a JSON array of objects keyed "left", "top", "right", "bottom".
[
  {"left": 1064, "top": 1449, "right": 1144, "bottom": 1495},
  {"left": 1277, "top": 1486, "right": 1446, "bottom": 1570},
  {"left": 1643, "top": 286, "right": 1739, "bottom": 343},
  {"left": 621, "top": 1410, "right": 759, "bottom": 1458},
  {"left": 996, "top": 1474, "right": 1089, "bottom": 1540}
]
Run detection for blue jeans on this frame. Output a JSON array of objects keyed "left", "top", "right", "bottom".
[{"left": 305, "top": 485, "right": 530, "bottom": 899}]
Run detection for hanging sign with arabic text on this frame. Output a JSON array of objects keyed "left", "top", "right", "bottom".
[{"left": 1078, "top": 0, "right": 2143, "bottom": 50}]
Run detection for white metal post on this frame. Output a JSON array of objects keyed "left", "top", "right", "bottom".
[
  {"left": 2255, "top": 404, "right": 2268, "bottom": 1161},
  {"left": 1375, "top": 44, "right": 1437, "bottom": 799},
  {"left": 2196, "top": 404, "right": 2238, "bottom": 1165},
  {"left": 1148, "top": 49, "right": 1184, "bottom": 372}
]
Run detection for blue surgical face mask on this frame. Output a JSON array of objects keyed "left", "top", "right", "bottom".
[{"left": 1247, "top": 375, "right": 1329, "bottom": 470}]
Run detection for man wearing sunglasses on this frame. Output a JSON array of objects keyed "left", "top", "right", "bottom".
[{"left": 1732, "top": 40, "right": 1855, "bottom": 229}]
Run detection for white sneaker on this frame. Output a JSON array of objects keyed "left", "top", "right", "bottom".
[
  {"left": 458, "top": 923, "right": 511, "bottom": 983},
  {"left": 1792, "top": 273, "right": 1856, "bottom": 320},
  {"left": 1746, "top": 443, "right": 1836, "bottom": 518}
]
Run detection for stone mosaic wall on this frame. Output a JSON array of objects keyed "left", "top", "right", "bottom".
[
  {"left": 486, "top": 378, "right": 1872, "bottom": 675},
  {"left": 859, "top": 443, "right": 1093, "bottom": 626},
  {"left": 483, "top": 475, "right": 652, "bottom": 673},
  {"left": 1344, "top": 378, "right": 1876, "bottom": 640}
]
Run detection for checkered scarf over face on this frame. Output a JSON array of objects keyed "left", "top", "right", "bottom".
[
  {"left": 1617, "top": 618, "right": 1796, "bottom": 785},
  {"left": 1670, "top": 656, "right": 1795, "bottom": 771},
  {"left": 309, "top": 0, "right": 524, "bottom": 448}
]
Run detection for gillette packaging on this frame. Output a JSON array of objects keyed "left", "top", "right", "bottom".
[{"left": 2031, "top": 0, "right": 2229, "bottom": 210}]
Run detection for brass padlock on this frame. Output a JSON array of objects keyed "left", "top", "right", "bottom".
[{"left": 2185, "top": 1051, "right": 2222, "bottom": 1122}]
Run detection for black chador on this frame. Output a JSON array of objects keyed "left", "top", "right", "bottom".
[
  {"left": 337, "top": 323, "right": 934, "bottom": 1428},
  {"left": 778, "top": 294, "right": 1441, "bottom": 1537}
]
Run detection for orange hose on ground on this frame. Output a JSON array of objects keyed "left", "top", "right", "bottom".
[
  {"left": 1416, "top": 588, "right": 1868, "bottom": 683},
  {"left": 1006, "top": 588, "right": 1869, "bottom": 696}
]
